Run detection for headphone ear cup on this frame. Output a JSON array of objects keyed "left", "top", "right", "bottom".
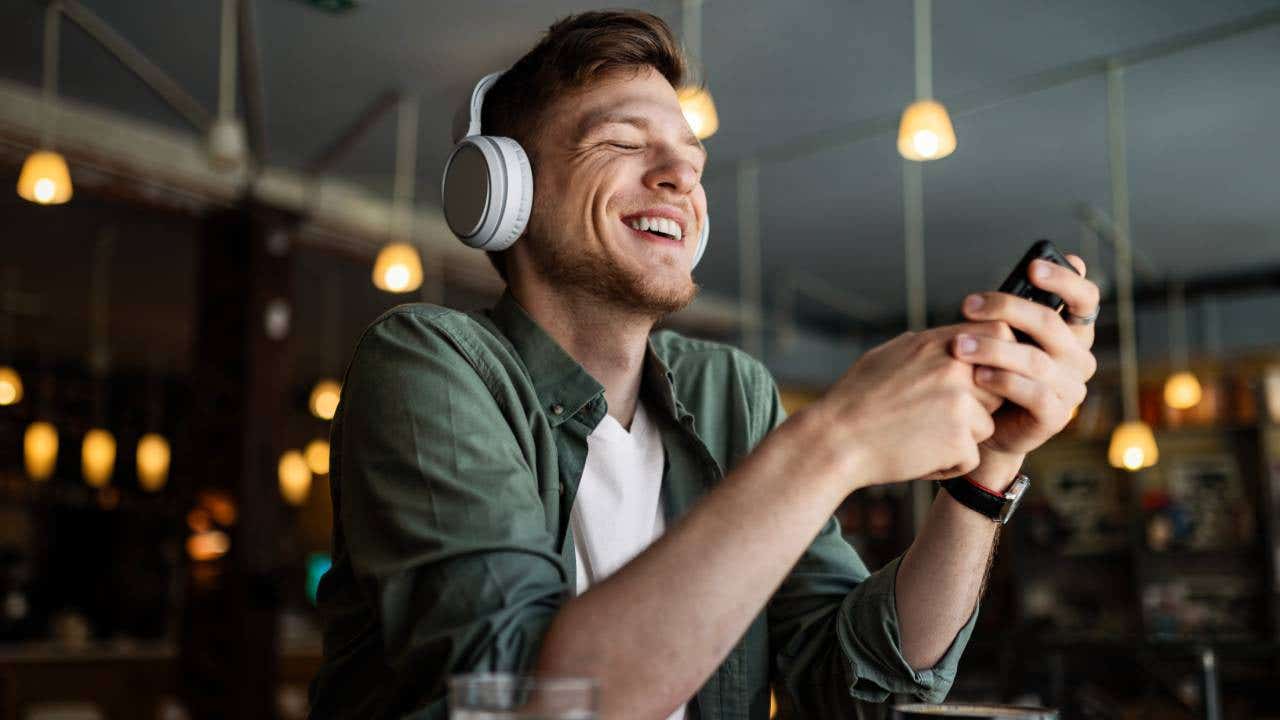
[
  {"left": 441, "top": 135, "right": 532, "bottom": 251},
  {"left": 691, "top": 214, "right": 709, "bottom": 268}
]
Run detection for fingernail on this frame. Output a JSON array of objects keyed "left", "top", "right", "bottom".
[
  {"left": 965, "top": 294, "right": 984, "bottom": 313},
  {"left": 1033, "top": 260, "right": 1052, "bottom": 280},
  {"left": 957, "top": 334, "right": 977, "bottom": 354},
  {"left": 976, "top": 367, "right": 994, "bottom": 382}
]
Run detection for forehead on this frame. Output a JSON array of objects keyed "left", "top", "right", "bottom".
[{"left": 547, "top": 68, "right": 690, "bottom": 137}]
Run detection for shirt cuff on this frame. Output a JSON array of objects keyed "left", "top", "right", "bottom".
[{"left": 836, "top": 555, "right": 980, "bottom": 704}]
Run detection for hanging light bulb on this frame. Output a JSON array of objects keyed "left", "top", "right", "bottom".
[
  {"left": 1163, "top": 370, "right": 1203, "bottom": 410},
  {"left": 309, "top": 378, "right": 342, "bottom": 420},
  {"left": 371, "top": 243, "right": 423, "bottom": 293},
  {"left": 24, "top": 421, "right": 58, "bottom": 481},
  {"left": 897, "top": 100, "right": 957, "bottom": 161},
  {"left": 1108, "top": 420, "right": 1159, "bottom": 471},
  {"left": 304, "top": 438, "right": 330, "bottom": 476},
  {"left": 136, "top": 432, "right": 171, "bottom": 492},
  {"left": 82, "top": 428, "right": 116, "bottom": 487},
  {"left": 17, "top": 150, "right": 73, "bottom": 205},
  {"left": 678, "top": 86, "right": 719, "bottom": 140},
  {"left": 0, "top": 366, "right": 23, "bottom": 405},
  {"left": 278, "top": 449, "right": 312, "bottom": 506}
]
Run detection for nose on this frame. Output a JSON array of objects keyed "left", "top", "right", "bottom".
[{"left": 642, "top": 150, "right": 699, "bottom": 197}]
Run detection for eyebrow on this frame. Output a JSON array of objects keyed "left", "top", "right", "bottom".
[{"left": 575, "top": 111, "right": 707, "bottom": 159}]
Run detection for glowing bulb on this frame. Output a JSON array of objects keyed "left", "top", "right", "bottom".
[
  {"left": 912, "top": 130, "right": 940, "bottom": 158},
  {"left": 82, "top": 428, "right": 117, "bottom": 487},
  {"left": 1163, "top": 371, "right": 1202, "bottom": 410},
  {"left": 1108, "top": 420, "right": 1158, "bottom": 471},
  {"left": 677, "top": 86, "right": 719, "bottom": 140},
  {"left": 309, "top": 379, "right": 341, "bottom": 420},
  {"left": 0, "top": 366, "right": 23, "bottom": 405},
  {"left": 24, "top": 421, "right": 58, "bottom": 481},
  {"left": 136, "top": 433, "right": 171, "bottom": 492},
  {"left": 186, "top": 529, "right": 230, "bottom": 561},
  {"left": 385, "top": 265, "right": 410, "bottom": 292},
  {"left": 34, "top": 178, "right": 55, "bottom": 203},
  {"left": 372, "top": 243, "right": 423, "bottom": 293},
  {"left": 304, "top": 438, "right": 330, "bottom": 476},
  {"left": 278, "top": 449, "right": 312, "bottom": 506},
  {"left": 897, "top": 99, "right": 957, "bottom": 161},
  {"left": 17, "top": 150, "right": 73, "bottom": 205}
]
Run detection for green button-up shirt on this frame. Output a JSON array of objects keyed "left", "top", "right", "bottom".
[{"left": 308, "top": 291, "right": 976, "bottom": 719}]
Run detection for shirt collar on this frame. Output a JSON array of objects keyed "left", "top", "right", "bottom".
[
  {"left": 486, "top": 290, "right": 685, "bottom": 428},
  {"left": 487, "top": 290, "right": 604, "bottom": 427}
]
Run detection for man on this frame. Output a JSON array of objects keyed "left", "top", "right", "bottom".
[{"left": 309, "top": 10, "right": 1099, "bottom": 720}]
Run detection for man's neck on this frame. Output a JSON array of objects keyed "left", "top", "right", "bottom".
[{"left": 510, "top": 283, "right": 653, "bottom": 430}]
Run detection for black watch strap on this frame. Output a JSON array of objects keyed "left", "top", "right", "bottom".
[{"left": 938, "top": 473, "right": 1030, "bottom": 524}]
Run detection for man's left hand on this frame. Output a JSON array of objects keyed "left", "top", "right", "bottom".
[{"left": 950, "top": 254, "right": 1101, "bottom": 490}]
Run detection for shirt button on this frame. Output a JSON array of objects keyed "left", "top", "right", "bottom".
[{"left": 551, "top": 403, "right": 564, "bottom": 415}]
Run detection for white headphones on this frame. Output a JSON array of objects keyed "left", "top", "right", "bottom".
[{"left": 440, "top": 72, "right": 709, "bottom": 268}]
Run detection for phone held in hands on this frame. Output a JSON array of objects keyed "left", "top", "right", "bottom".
[{"left": 997, "top": 239, "right": 1079, "bottom": 344}]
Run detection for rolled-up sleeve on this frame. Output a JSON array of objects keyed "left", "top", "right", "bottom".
[
  {"left": 336, "top": 309, "right": 568, "bottom": 711},
  {"left": 754, "top": 371, "right": 976, "bottom": 715},
  {"left": 769, "top": 532, "right": 978, "bottom": 713}
]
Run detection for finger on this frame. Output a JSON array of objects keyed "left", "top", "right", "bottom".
[
  {"left": 1064, "top": 253, "right": 1087, "bottom": 277},
  {"left": 1028, "top": 258, "right": 1101, "bottom": 322},
  {"left": 974, "top": 366, "right": 1070, "bottom": 426},
  {"left": 952, "top": 333, "right": 1086, "bottom": 404},
  {"left": 963, "top": 292, "right": 1081, "bottom": 360},
  {"left": 967, "top": 394, "right": 996, "bottom": 444}
]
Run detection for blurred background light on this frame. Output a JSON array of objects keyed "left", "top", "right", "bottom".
[
  {"left": 23, "top": 421, "right": 58, "bottom": 481},
  {"left": 81, "top": 427, "right": 116, "bottom": 487},
  {"left": 136, "top": 432, "right": 170, "bottom": 491}
]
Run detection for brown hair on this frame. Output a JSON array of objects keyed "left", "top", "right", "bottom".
[{"left": 478, "top": 10, "right": 688, "bottom": 282}]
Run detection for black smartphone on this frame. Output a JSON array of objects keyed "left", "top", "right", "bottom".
[{"left": 996, "top": 239, "right": 1079, "bottom": 344}]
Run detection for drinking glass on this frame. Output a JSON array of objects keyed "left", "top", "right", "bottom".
[{"left": 449, "top": 673, "right": 598, "bottom": 720}]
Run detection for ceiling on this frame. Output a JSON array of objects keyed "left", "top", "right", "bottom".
[{"left": 1, "top": 0, "right": 1278, "bottom": 330}]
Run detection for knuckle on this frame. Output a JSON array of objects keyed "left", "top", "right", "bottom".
[{"left": 1029, "top": 348, "right": 1052, "bottom": 376}]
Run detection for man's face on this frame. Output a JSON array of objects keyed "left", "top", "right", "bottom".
[{"left": 520, "top": 67, "right": 707, "bottom": 319}]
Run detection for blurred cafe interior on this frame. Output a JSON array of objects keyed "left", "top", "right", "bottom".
[{"left": 1, "top": 1, "right": 1279, "bottom": 718}]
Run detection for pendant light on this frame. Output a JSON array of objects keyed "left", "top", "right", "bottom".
[
  {"left": 372, "top": 96, "right": 424, "bottom": 293},
  {"left": 278, "top": 449, "right": 312, "bottom": 506},
  {"left": 83, "top": 230, "right": 117, "bottom": 486},
  {"left": 25, "top": 421, "right": 59, "bottom": 481},
  {"left": 1103, "top": 64, "right": 1156, "bottom": 471},
  {"left": 0, "top": 366, "right": 20, "bottom": 405},
  {"left": 207, "top": 0, "right": 247, "bottom": 170},
  {"left": 309, "top": 378, "right": 341, "bottom": 420},
  {"left": 678, "top": 0, "right": 718, "bottom": 140},
  {"left": 1162, "top": 281, "right": 1201, "bottom": 410},
  {"left": 82, "top": 428, "right": 116, "bottom": 487},
  {"left": 136, "top": 432, "right": 170, "bottom": 492},
  {"left": 897, "top": 0, "right": 956, "bottom": 161},
  {"left": 18, "top": 3, "right": 73, "bottom": 205},
  {"left": 304, "top": 438, "right": 330, "bottom": 476}
]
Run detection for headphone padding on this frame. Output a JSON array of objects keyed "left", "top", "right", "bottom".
[
  {"left": 692, "top": 214, "right": 709, "bottom": 268},
  {"left": 441, "top": 135, "right": 532, "bottom": 251}
]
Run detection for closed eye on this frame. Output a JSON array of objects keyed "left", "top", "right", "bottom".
[{"left": 608, "top": 142, "right": 641, "bottom": 150}]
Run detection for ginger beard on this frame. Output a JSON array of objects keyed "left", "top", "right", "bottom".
[{"left": 523, "top": 189, "right": 701, "bottom": 322}]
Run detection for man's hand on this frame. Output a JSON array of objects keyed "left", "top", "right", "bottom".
[
  {"left": 951, "top": 254, "right": 1101, "bottom": 489},
  {"left": 806, "top": 322, "right": 1015, "bottom": 491}
]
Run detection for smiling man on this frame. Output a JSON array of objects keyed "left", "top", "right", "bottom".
[{"left": 308, "top": 10, "right": 1100, "bottom": 720}]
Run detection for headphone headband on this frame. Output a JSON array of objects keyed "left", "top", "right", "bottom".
[{"left": 464, "top": 72, "right": 502, "bottom": 139}]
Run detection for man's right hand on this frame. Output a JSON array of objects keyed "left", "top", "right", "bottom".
[{"left": 802, "top": 323, "right": 1012, "bottom": 492}]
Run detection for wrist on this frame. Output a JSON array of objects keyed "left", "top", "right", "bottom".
[
  {"left": 967, "top": 446, "right": 1026, "bottom": 493},
  {"left": 785, "top": 401, "right": 872, "bottom": 496}
]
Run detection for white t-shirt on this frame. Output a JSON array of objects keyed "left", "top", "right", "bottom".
[{"left": 570, "top": 400, "right": 686, "bottom": 720}]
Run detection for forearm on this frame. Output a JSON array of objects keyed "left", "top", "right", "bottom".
[
  {"left": 894, "top": 450, "right": 1022, "bottom": 669},
  {"left": 534, "top": 407, "right": 856, "bottom": 720}
]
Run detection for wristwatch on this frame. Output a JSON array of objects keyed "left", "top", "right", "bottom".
[{"left": 937, "top": 472, "right": 1031, "bottom": 524}]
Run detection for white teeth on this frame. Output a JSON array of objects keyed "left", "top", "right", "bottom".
[{"left": 627, "top": 216, "right": 683, "bottom": 241}]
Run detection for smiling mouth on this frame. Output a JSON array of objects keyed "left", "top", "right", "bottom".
[{"left": 623, "top": 216, "right": 684, "bottom": 243}]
